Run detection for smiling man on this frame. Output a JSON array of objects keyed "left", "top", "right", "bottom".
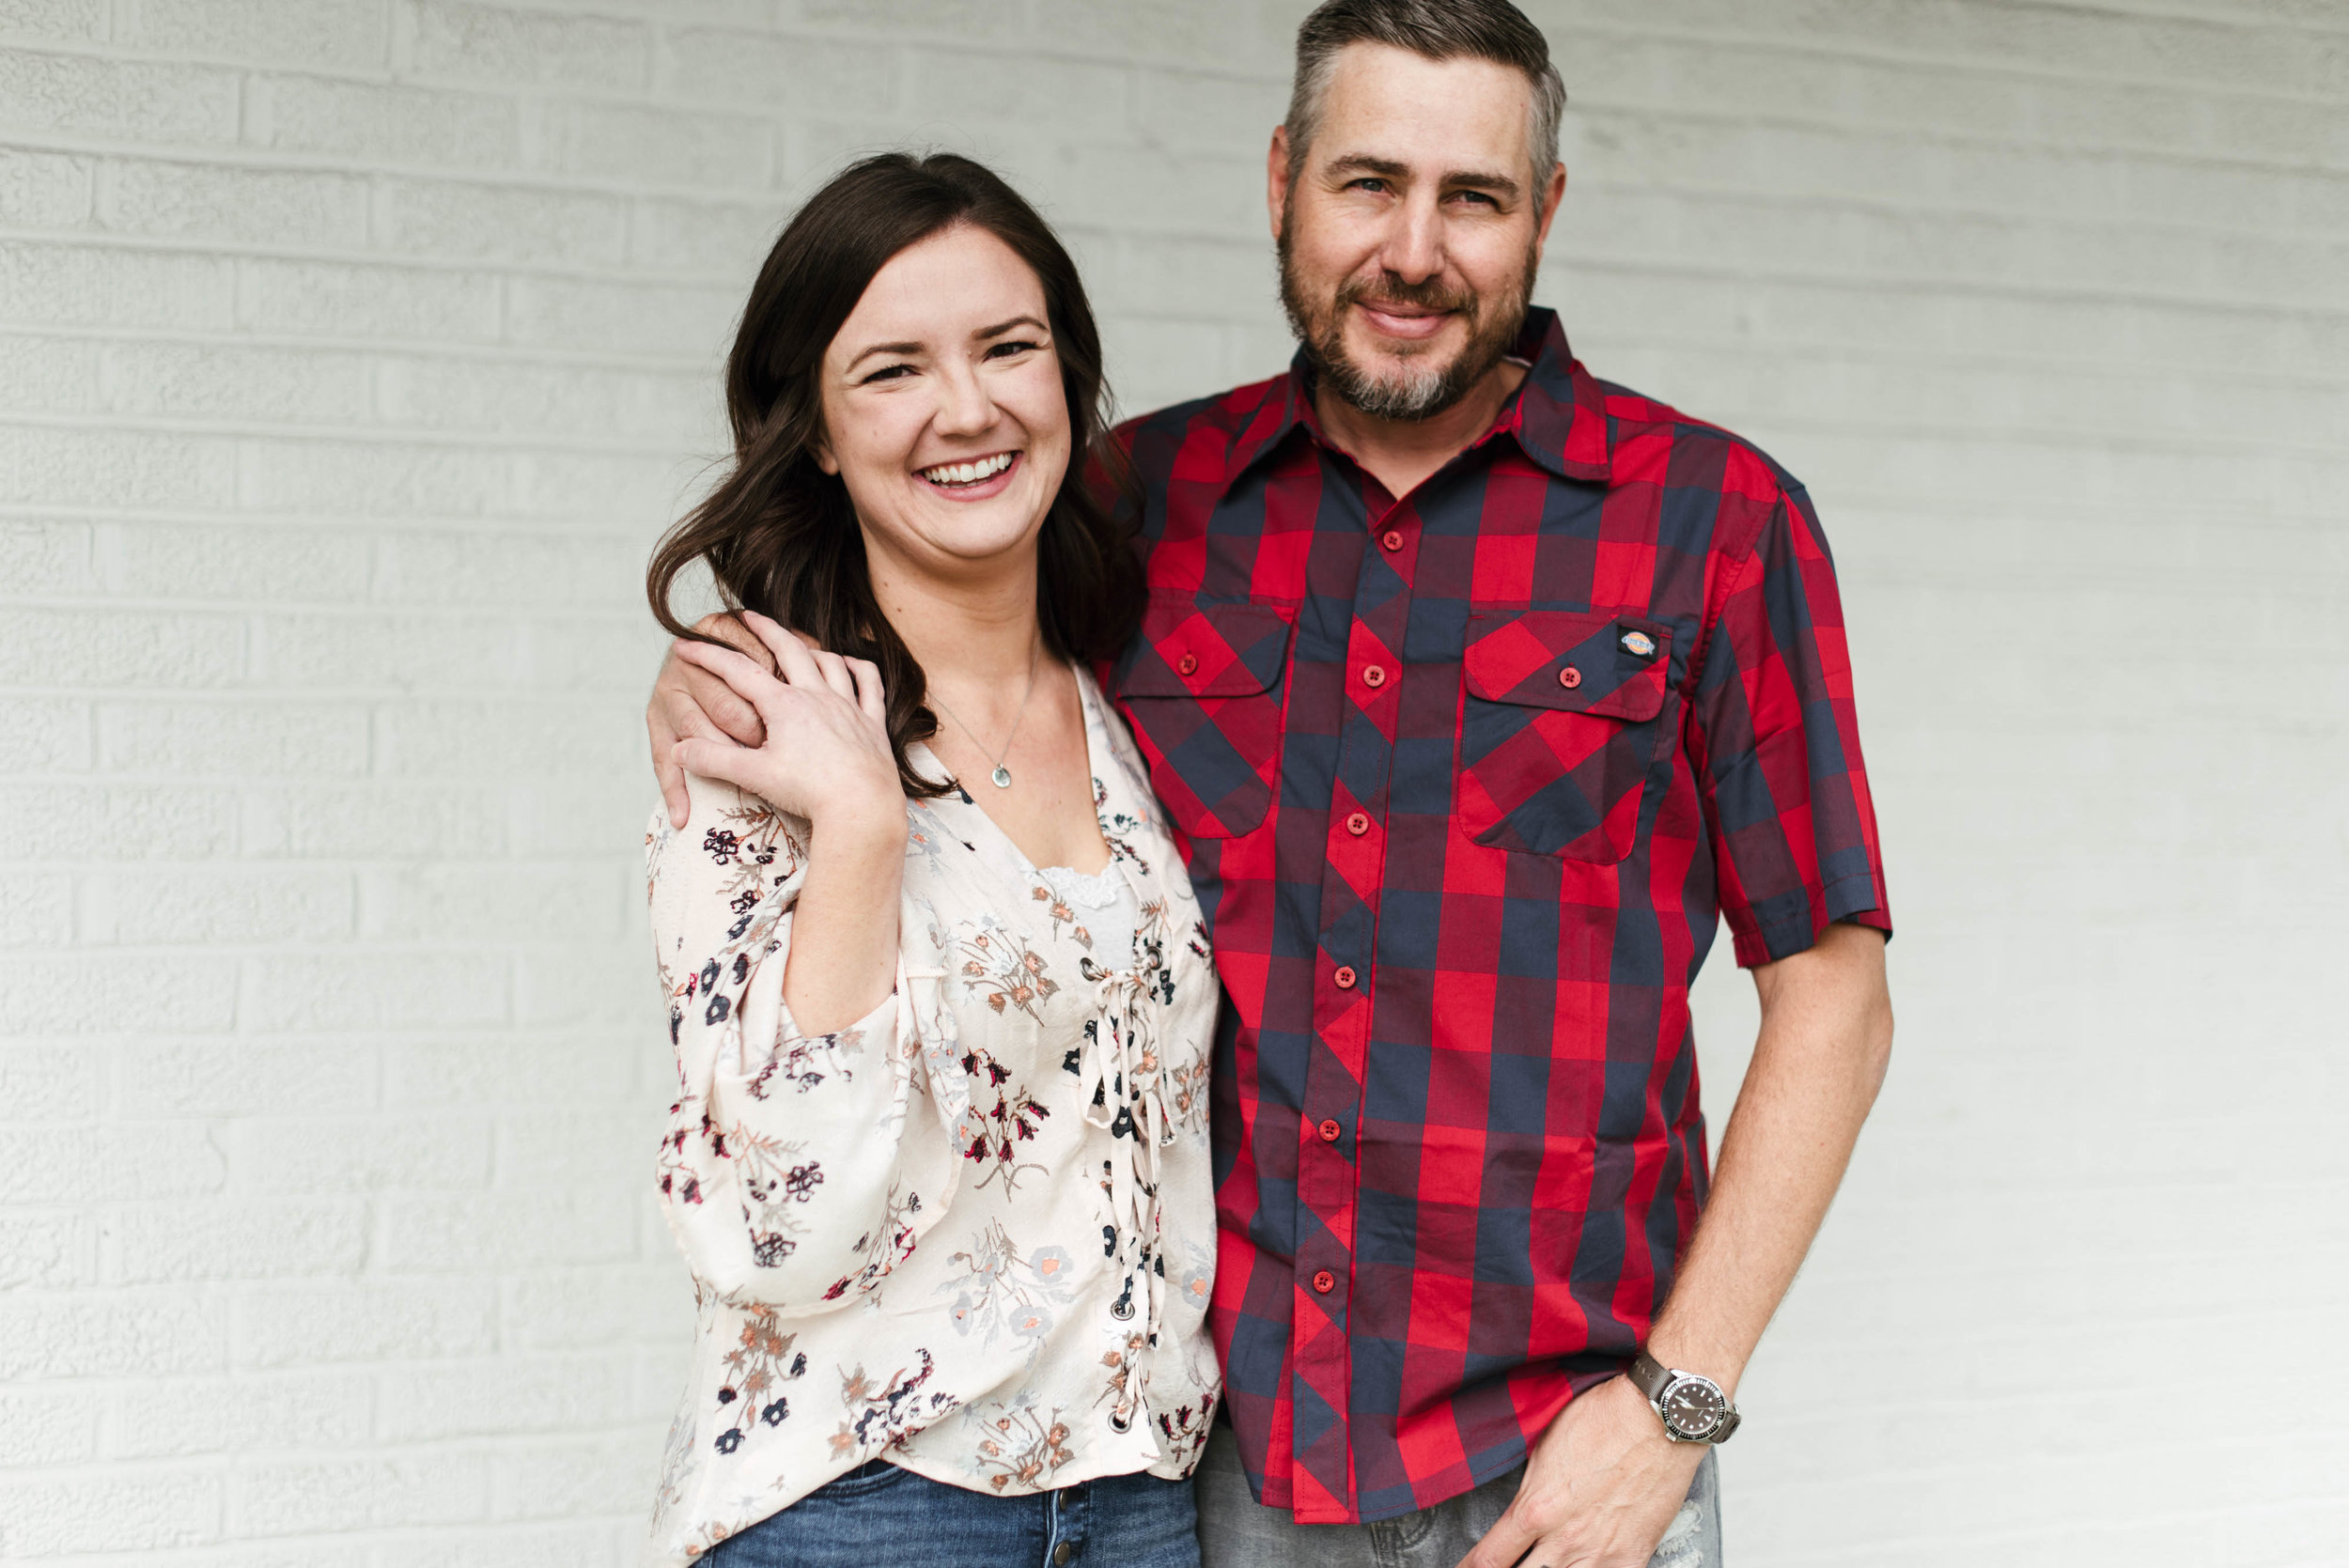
[
  {"left": 1112, "top": 5, "right": 1894, "bottom": 1566},
  {"left": 648, "top": 3, "right": 1893, "bottom": 1565}
]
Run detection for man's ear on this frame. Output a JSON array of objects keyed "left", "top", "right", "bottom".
[
  {"left": 1267, "top": 125, "right": 1293, "bottom": 243},
  {"left": 1532, "top": 161, "right": 1568, "bottom": 256}
]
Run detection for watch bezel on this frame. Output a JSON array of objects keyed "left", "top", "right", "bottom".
[{"left": 1655, "top": 1370, "right": 1730, "bottom": 1441}]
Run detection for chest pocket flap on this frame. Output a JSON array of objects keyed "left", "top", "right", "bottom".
[
  {"left": 1463, "top": 609, "right": 1673, "bottom": 721},
  {"left": 1458, "top": 609, "right": 1676, "bottom": 863},
  {"left": 1115, "top": 597, "right": 1294, "bottom": 840},
  {"left": 1121, "top": 598, "right": 1292, "bottom": 697}
]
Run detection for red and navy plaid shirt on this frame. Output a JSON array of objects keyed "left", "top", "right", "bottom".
[{"left": 1100, "top": 307, "right": 1891, "bottom": 1523}]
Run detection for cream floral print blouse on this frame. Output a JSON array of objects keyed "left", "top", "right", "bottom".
[{"left": 645, "top": 668, "right": 1221, "bottom": 1564}]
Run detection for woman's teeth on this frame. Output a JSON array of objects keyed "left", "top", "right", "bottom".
[{"left": 921, "top": 452, "right": 1015, "bottom": 488}]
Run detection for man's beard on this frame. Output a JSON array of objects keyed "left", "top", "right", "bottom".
[{"left": 1278, "top": 215, "right": 1535, "bottom": 423}]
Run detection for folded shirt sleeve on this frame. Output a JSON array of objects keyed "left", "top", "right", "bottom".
[
  {"left": 646, "top": 775, "right": 961, "bottom": 1312},
  {"left": 1687, "top": 483, "right": 1893, "bottom": 969}
]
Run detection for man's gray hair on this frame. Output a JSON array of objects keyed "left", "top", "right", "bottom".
[{"left": 1283, "top": 0, "right": 1568, "bottom": 218}]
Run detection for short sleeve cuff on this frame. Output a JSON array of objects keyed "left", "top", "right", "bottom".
[{"left": 1729, "top": 872, "right": 1892, "bottom": 969}]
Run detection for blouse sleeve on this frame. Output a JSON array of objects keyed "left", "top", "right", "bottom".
[{"left": 646, "top": 774, "right": 964, "bottom": 1312}]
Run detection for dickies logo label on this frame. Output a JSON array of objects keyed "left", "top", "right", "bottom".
[{"left": 1620, "top": 629, "right": 1657, "bottom": 660}]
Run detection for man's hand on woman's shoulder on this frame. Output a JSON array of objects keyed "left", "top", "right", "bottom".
[
  {"left": 649, "top": 612, "right": 774, "bottom": 828},
  {"left": 652, "top": 611, "right": 899, "bottom": 848}
]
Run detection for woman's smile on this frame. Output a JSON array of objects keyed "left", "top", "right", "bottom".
[{"left": 917, "top": 448, "right": 1022, "bottom": 500}]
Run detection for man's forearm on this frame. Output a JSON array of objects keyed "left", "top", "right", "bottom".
[{"left": 1645, "top": 921, "right": 1893, "bottom": 1394}]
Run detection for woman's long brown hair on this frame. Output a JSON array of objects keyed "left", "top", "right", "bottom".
[{"left": 646, "top": 152, "right": 1142, "bottom": 800}]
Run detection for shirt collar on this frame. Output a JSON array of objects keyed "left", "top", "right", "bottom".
[{"left": 1221, "top": 305, "right": 1612, "bottom": 491}]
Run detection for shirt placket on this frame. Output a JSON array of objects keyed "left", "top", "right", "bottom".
[{"left": 1290, "top": 474, "right": 1419, "bottom": 1520}]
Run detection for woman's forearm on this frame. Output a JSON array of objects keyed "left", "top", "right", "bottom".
[{"left": 779, "top": 803, "right": 908, "bottom": 1034}]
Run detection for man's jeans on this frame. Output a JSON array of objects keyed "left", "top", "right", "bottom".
[{"left": 1194, "top": 1424, "right": 1721, "bottom": 1568}]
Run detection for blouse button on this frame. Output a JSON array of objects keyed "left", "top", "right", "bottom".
[
  {"left": 1345, "top": 812, "right": 1370, "bottom": 836},
  {"left": 1333, "top": 966, "right": 1357, "bottom": 989},
  {"left": 1380, "top": 529, "right": 1403, "bottom": 551},
  {"left": 1361, "top": 665, "right": 1386, "bottom": 689},
  {"left": 1558, "top": 664, "right": 1583, "bottom": 690},
  {"left": 1318, "top": 1119, "right": 1342, "bottom": 1143},
  {"left": 1312, "top": 1270, "right": 1336, "bottom": 1295},
  {"left": 1177, "top": 652, "right": 1198, "bottom": 676}
]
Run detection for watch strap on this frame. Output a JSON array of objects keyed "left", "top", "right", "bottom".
[{"left": 1627, "top": 1349, "right": 1673, "bottom": 1404}]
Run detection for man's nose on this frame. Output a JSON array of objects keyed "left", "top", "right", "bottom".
[{"left": 1377, "top": 194, "right": 1444, "bottom": 284}]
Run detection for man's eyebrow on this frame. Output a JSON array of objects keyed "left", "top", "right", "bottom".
[
  {"left": 1447, "top": 167, "right": 1522, "bottom": 199},
  {"left": 1323, "top": 154, "right": 1522, "bottom": 200},
  {"left": 1325, "top": 153, "right": 1411, "bottom": 182}
]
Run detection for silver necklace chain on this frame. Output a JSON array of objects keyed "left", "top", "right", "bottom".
[{"left": 927, "top": 634, "right": 1041, "bottom": 790}]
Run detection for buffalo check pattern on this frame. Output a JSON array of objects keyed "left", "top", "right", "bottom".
[{"left": 1099, "top": 308, "right": 1891, "bottom": 1524}]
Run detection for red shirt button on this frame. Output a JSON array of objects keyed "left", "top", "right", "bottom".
[
  {"left": 1380, "top": 529, "right": 1403, "bottom": 551},
  {"left": 1318, "top": 1119, "right": 1342, "bottom": 1142},
  {"left": 1177, "top": 652, "right": 1198, "bottom": 676},
  {"left": 1346, "top": 812, "right": 1370, "bottom": 836},
  {"left": 1558, "top": 664, "right": 1582, "bottom": 690},
  {"left": 1333, "top": 966, "right": 1357, "bottom": 989},
  {"left": 1362, "top": 665, "right": 1386, "bottom": 689},
  {"left": 1312, "top": 1270, "right": 1335, "bottom": 1295}
]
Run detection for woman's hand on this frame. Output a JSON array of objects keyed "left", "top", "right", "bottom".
[{"left": 668, "top": 611, "right": 901, "bottom": 843}]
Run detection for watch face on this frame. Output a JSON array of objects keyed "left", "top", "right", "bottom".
[{"left": 1659, "top": 1376, "right": 1726, "bottom": 1439}]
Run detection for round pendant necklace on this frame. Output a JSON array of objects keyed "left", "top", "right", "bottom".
[{"left": 928, "top": 634, "right": 1041, "bottom": 790}]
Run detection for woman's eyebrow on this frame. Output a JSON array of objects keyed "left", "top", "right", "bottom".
[
  {"left": 846, "top": 338, "right": 924, "bottom": 371},
  {"left": 974, "top": 315, "right": 1049, "bottom": 340}
]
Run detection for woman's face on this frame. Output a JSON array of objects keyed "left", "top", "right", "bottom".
[{"left": 816, "top": 224, "right": 1072, "bottom": 586}]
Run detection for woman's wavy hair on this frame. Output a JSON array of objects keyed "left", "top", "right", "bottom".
[{"left": 646, "top": 151, "right": 1142, "bottom": 800}]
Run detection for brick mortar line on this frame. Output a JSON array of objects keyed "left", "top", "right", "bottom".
[
  {"left": 4, "top": 6, "right": 2348, "bottom": 103},
  {"left": 6, "top": 130, "right": 2347, "bottom": 254},
  {"left": 11, "top": 77, "right": 2349, "bottom": 190},
  {"left": 7, "top": 225, "right": 2346, "bottom": 328},
  {"left": 0, "top": 220, "right": 770, "bottom": 292},
  {"left": 13, "top": 404, "right": 2349, "bottom": 466},
  {"left": 10, "top": 314, "right": 2349, "bottom": 401},
  {"left": 0, "top": 409, "right": 706, "bottom": 456},
  {"left": 4, "top": 400, "right": 2345, "bottom": 459}
]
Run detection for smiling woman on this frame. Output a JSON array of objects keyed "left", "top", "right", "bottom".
[
  {"left": 646, "top": 154, "right": 1138, "bottom": 805},
  {"left": 634, "top": 153, "right": 1219, "bottom": 1568}
]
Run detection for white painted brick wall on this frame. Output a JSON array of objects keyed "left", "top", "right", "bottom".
[{"left": 0, "top": 2, "right": 2341, "bottom": 1563}]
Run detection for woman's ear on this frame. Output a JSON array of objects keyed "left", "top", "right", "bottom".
[{"left": 812, "top": 429, "right": 840, "bottom": 475}]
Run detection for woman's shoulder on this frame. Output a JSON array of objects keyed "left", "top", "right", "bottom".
[
  {"left": 1075, "top": 669, "right": 1164, "bottom": 826},
  {"left": 644, "top": 779, "right": 818, "bottom": 940}
]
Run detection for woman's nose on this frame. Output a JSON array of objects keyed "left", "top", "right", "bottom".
[{"left": 931, "top": 365, "right": 994, "bottom": 435}]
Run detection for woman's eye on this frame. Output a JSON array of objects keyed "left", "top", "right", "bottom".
[
  {"left": 986, "top": 339, "right": 1041, "bottom": 360},
  {"left": 860, "top": 364, "right": 913, "bottom": 384}
]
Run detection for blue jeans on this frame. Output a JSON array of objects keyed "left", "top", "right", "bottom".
[
  {"left": 705, "top": 1458, "right": 1202, "bottom": 1568},
  {"left": 1194, "top": 1425, "right": 1721, "bottom": 1567}
]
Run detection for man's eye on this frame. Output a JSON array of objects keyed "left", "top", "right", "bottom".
[
  {"left": 1349, "top": 178, "right": 1387, "bottom": 194},
  {"left": 1454, "top": 191, "right": 1499, "bottom": 208}
]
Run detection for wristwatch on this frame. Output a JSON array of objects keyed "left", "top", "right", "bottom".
[{"left": 1627, "top": 1350, "right": 1740, "bottom": 1444}]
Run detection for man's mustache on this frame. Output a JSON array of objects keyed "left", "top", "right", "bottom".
[{"left": 1335, "top": 273, "right": 1476, "bottom": 318}]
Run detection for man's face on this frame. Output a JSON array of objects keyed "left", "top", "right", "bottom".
[{"left": 1273, "top": 42, "right": 1562, "bottom": 422}]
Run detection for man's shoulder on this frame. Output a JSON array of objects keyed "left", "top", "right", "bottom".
[
  {"left": 1587, "top": 374, "right": 1811, "bottom": 515},
  {"left": 1110, "top": 371, "right": 1295, "bottom": 485}
]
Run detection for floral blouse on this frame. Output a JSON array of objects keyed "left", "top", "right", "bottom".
[{"left": 644, "top": 668, "right": 1221, "bottom": 1563}]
